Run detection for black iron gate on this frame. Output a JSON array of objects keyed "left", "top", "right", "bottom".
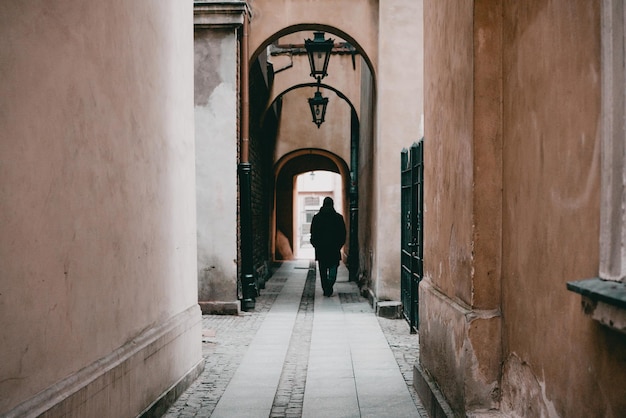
[{"left": 401, "top": 140, "right": 424, "bottom": 333}]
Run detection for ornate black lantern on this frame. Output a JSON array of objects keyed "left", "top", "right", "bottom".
[
  {"left": 304, "top": 31, "right": 334, "bottom": 82},
  {"left": 308, "top": 88, "right": 329, "bottom": 128}
]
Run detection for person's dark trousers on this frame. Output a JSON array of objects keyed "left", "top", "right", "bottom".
[{"left": 318, "top": 262, "right": 338, "bottom": 296}]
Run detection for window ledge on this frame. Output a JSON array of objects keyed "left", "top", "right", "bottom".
[{"left": 567, "top": 278, "right": 626, "bottom": 334}]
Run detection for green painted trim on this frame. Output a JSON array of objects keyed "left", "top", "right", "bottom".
[{"left": 567, "top": 278, "right": 626, "bottom": 310}]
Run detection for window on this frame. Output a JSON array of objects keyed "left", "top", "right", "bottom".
[{"left": 305, "top": 196, "right": 319, "bottom": 206}]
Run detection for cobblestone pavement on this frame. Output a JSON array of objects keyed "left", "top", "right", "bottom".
[{"left": 164, "top": 263, "right": 426, "bottom": 417}]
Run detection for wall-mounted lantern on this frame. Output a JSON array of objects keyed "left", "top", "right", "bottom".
[
  {"left": 308, "top": 88, "right": 329, "bottom": 128},
  {"left": 305, "top": 31, "right": 334, "bottom": 83},
  {"left": 305, "top": 31, "right": 333, "bottom": 127}
]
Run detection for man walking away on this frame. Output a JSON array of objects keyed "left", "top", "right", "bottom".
[{"left": 310, "top": 197, "right": 346, "bottom": 297}]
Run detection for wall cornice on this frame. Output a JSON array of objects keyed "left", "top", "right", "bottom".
[{"left": 194, "top": 1, "right": 250, "bottom": 29}]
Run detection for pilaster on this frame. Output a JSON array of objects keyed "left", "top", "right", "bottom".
[
  {"left": 418, "top": 0, "right": 503, "bottom": 414},
  {"left": 194, "top": 1, "right": 250, "bottom": 314}
]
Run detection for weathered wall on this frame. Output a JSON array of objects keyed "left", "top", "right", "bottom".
[
  {"left": 275, "top": 89, "right": 351, "bottom": 159},
  {"left": 420, "top": 0, "right": 502, "bottom": 412},
  {"left": 195, "top": 28, "right": 240, "bottom": 314},
  {"left": 423, "top": 0, "right": 474, "bottom": 302},
  {"left": 421, "top": 1, "right": 475, "bottom": 408},
  {"left": 501, "top": 1, "right": 626, "bottom": 416},
  {"left": 0, "top": 1, "right": 202, "bottom": 415},
  {"left": 421, "top": 0, "right": 626, "bottom": 416}
]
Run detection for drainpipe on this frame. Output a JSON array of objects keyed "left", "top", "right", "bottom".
[
  {"left": 348, "top": 109, "right": 360, "bottom": 282},
  {"left": 239, "top": 10, "right": 256, "bottom": 311}
]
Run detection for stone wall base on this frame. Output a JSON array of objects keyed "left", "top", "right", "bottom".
[
  {"left": 6, "top": 305, "right": 203, "bottom": 418},
  {"left": 418, "top": 278, "right": 502, "bottom": 413},
  {"left": 199, "top": 300, "right": 241, "bottom": 315},
  {"left": 366, "top": 288, "right": 403, "bottom": 318},
  {"left": 414, "top": 362, "right": 456, "bottom": 418},
  {"left": 139, "top": 359, "right": 205, "bottom": 417},
  {"left": 376, "top": 301, "right": 403, "bottom": 319}
]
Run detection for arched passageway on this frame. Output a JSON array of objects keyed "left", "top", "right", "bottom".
[{"left": 249, "top": 26, "right": 368, "bottom": 287}]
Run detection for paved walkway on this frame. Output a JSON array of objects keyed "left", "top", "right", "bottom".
[{"left": 164, "top": 260, "right": 427, "bottom": 418}]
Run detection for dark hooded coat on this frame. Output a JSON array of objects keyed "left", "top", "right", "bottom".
[{"left": 310, "top": 204, "right": 346, "bottom": 266}]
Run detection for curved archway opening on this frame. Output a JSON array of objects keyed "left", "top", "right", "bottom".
[
  {"left": 260, "top": 82, "right": 359, "bottom": 127},
  {"left": 273, "top": 150, "right": 350, "bottom": 262}
]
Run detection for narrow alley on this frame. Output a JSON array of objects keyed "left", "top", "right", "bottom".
[
  {"left": 163, "top": 261, "right": 428, "bottom": 418},
  {"left": 5, "top": 2, "right": 626, "bottom": 417}
]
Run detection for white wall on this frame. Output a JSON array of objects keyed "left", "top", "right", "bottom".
[{"left": 195, "top": 28, "right": 240, "bottom": 314}]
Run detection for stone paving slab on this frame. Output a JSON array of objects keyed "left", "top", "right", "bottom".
[
  {"left": 164, "top": 261, "right": 427, "bottom": 417},
  {"left": 302, "top": 268, "right": 420, "bottom": 418},
  {"left": 210, "top": 264, "right": 308, "bottom": 418}
]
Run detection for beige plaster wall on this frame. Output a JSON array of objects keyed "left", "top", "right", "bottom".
[
  {"left": 274, "top": 85, "right": 352, "bottom": 165},
  {"left": 270, "top": 44, "right": 358, "bottom": 165},
  {"left": 423, "top": 0, "right": 474, "bottom": 302},
  {"left": 501, "top": 1, "right": 626, "bottom": 416},
  {"left": 421, "top": 0, "right": 502, "bottom": 411},
  {"left": 0, "top": 1, "right": 201, "bottom": 415},
  {"left": 374, "top": 0, "right": 424, "bottom": 301}
]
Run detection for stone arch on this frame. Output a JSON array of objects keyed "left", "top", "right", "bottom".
[
  {"left": 250, "top": 23, "right": 377, "bottom": 134},
  {"left": 250, "top": 23, "right": 377, "bottom": 82},
  {"left": 260, "top": 82, "right": 359, "bottom": 129},
  {"left": 272, "top": 149, "right": 350, "bottom": 261},
  {"left": 247, "top": 0, "right": 379, "bottom": 75}
]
